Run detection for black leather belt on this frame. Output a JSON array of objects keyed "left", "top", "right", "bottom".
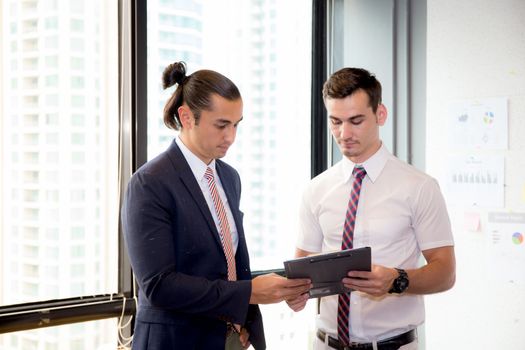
[{"left": 316, "top": 329, "right": 416, "bottom": 350}]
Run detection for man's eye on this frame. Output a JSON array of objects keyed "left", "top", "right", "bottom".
[
  {"left": 351, "top": 118, "right": 364, "bottom": 125},
  {"left": 330, "top": 119, "right": 342, "bottom": 125}
]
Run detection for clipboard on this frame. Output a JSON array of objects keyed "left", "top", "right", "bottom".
[{"left": 283, "top": 246, "right": 371, "bottom": 298}]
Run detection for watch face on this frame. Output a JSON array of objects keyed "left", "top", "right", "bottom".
[
  {"left": 397, "top": 277, "right": 409, "bottom": 292},
  {"left": 391, "top": 269, "right": 409, "bottom": 293},
  {"left": 388, "top": 269, "right": 409, "bottom": 294}
]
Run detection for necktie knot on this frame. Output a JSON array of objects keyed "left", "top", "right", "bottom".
[
  {"left": 352, "top": 166, "right": 367, "bottom": 180},
  {"left": 204, "top": 167, "right": 214, "bottom": 181}
]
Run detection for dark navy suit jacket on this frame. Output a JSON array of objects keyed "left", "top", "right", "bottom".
[{"left": 121, "top": 140, "right": 265, "bottom": 349}]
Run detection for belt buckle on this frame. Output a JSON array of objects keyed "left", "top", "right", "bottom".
[{"left": 345, "top": 341, "right": 362, "bottom": 349}]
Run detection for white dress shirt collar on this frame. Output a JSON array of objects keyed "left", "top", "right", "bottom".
[
  {"left": 175, "top": 136, "right": 217, "bottom": 182},
  {"left": 341, "top": 142, "right": 389, "bottom": 184}
]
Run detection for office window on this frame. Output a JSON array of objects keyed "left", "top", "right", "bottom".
[
  {"left": 45, "top": 17, "right": 58, "bottom": 30},
  {"left": 70, "top": 189, "right": 85, "bottom": 202},
  {"left": 70, "top": 19, "right": 84, "bottom": 32},
  {"left": 23, "top": 77, "right": 38, "bottom": 89},
  {"left": 70, "top": 0, "right": 84, "bottom": 13},
  {"left": 45, "top": 36, "right": 58, "bottom": 49},
  {"left": 71, "top": 95, "right": 85, "bottom": 107},
  {"left": 45, "top": 94, "right": 59, "bottom": 106},
  {"left": 71, "top": 113, "right": 85, "bottom": 126},
  {"left": 71, "top": 57, "right": 84, "bottom": 70},
  {"left": 71, "top": 133, "right": 85, "bottom": 145},
  {"left": 70, "top": 38, "right": 84, "bottom": 52},
  {"left": 0, "top": 0, "right": 119, "bottom": 349},
  {"left": 71, "top": 226, "right": 85, "bottom": 240},
  {"left": 45, "top": 55, "right": 58, "bottom": 68},
  {"left": 45, "top": 74, "right": 58, "bottom": 87},
  {"left": 46, "top": 151, "right": 59, "bottom": 162},
  {"left": 71, "top": 76, "right": 85, "bottom": 89},
  {"left": 22, "top": 19, "right": 38, "bottom": 33},
  {"left": 0, "top": 320, "right": 118, "bottom": 350},
  {"left": 147, "top": 1, "right": 314, "bottom": 348},
  {"left": 45, "top": 132, "right": 59, "bottom": 144}
]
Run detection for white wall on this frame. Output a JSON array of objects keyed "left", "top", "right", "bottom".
[{"left": 425, "top": 0, "right": 525, "bottom": 349}]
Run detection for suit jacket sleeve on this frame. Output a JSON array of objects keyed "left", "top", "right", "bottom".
[{"left": 122, "top": 168, "right": 252, "bottom": 326}]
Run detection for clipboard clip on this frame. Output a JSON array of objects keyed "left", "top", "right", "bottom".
[{"left": 309, "top": 252, "right": 352, "bottom": 263}]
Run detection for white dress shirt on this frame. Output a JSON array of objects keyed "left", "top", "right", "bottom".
[
  {"left": 297, "top": 144, "right": 453, "bottom": 343},
  {"left": 175, "top": 136, "right": 239, "bottom": 253}
]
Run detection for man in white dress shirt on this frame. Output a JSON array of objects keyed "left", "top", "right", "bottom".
[{"left": 287, "top": 67, "right": 456, "bottom": 350}]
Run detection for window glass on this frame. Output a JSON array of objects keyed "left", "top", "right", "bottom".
[
  {"left": 0, "top": 0, "right": 119, "bottom": 348},
  {"left": 147, "top": 1, "right": 315, "bottom": 348},
  {"left": 0, "top": 319, "right": 119, "bottom": 350}
]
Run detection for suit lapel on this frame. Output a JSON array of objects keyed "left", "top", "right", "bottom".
[
  {"left": 216, "top": 163, "right": 237, "bottom": 217},
  {"left": 165, "top": 141, "right": 224, "bottom": 250},
  {"left": 216, "top": 161, "right": 251, "bottom": 279}
]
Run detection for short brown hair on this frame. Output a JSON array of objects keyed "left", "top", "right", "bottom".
[{"left": 322, "top": 67, "right": 382, "bottom": 112}]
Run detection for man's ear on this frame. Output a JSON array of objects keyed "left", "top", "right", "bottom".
[
  {"left": 376, "top": 104, "right": 388, "bottom": 126},
  {"left": 178, "top": 105, "right": 193, "bottom": 129}
]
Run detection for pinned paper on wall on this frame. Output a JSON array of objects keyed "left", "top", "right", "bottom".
[
  {"left": 445, "top": 154, "right": 504, "bottom": 208},
  {"left": 463, "top": 212, "right": 482, "bottom": 232},
  {"left": 448, "top": 97, "right": 508, "bottom": 150},
  {"left": 486, "top": 212, "right": 525, "bottom": 285}
]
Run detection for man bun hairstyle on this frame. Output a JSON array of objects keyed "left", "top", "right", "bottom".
[
  {"left": 162, "top": 62, "right": 187, "bottom": 130},
  {"left": 162, "top": 61, "right": 187, "bottom": 89},
  {"left": 162, "top": 61, "right": 241, "bottom": 130}
]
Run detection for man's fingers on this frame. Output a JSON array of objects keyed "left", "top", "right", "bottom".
[
  {"left": 240, "top": 328, "right": 250, "bottom": 348},
  {"left": 286, "top": 293, "right": 309, "bottom": 311},
  {"left": 283, "top": 277, "right": 311, "bottom": 287},
  {"left": 281, "top": 284, "right": 311, "bottom": 299},
  {"left": 347, "top": 270, "right": 370, "bottom": 279}
]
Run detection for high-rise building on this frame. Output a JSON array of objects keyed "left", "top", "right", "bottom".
[
  {"left": 146, "top": 0, "right": 204, "bottom": 158},
  {"left": 1, "top": 0, "right": 312, "bottom": 348},
  {"left": 146, "top": 1, "right": 314, "bottom": 348},
  {"left": 0, "top": 0, "right": 118, "bottom": 348}
]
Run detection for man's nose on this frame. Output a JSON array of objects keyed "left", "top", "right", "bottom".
[
  {"left": 224, "top": 125, "right": 237, "bottom": 143},
  {"left": 340, "top": 121, "right": 353, "bottom": 139}
]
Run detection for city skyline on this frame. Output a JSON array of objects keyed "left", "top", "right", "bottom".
[{"left": 1, "top": 0, "right": 313, "bottom": 348}]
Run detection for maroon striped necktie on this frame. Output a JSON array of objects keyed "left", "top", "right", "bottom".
[
  {"left": 204, "top": 167, "right": 237, "bottom": 281},
  {"left": 337, "top": 166, "right": 367, "bottom": 346}
]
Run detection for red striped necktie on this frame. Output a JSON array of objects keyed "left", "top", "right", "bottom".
[
  {"left": 337, "top": 166, "right": 367, "bottom": 346},
  {"left": 204, "top": 167, "right": 237, "bottom": 281}
]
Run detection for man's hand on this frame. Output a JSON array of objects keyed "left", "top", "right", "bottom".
[
  {"left": 239, "top": 327, "right": 250, "bottom": 349},
  {"left": 342, "top": 264, "right": 397, "bottom": 296},
  {"left": 250, "top": 273, "right": 311, "bottom": 304},
  {"left": 285, "top": 292, "right": 309, "bottom": 312},
  {"left": 342, "top": 246, "right": 456, "bottom": 296}
]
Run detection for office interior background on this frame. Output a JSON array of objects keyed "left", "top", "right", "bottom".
[{"left": 0, "top": 0, "right": 524, "bottom": 349}]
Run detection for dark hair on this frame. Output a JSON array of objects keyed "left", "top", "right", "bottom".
[
  {"left": 162, "top": 61, "right": 241, "bottom": 130},
  {"left": 322, "top": 67, "right": 382, "bottom": 112}
]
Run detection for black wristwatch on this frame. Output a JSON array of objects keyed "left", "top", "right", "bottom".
[{"left": 388, "top": 268, "right": 409, "bottom": 294}]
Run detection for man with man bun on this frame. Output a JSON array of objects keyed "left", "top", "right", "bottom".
[{"left": 122, "top": 62, "right": 311, "bottom": 350}]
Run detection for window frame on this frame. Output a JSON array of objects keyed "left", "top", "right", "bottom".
[
  {"left": 0, "top": 0, "right": 328, "bottom": 338},
  {"left": 0, "top": 0, "right": 141, "bottom": 334}
]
